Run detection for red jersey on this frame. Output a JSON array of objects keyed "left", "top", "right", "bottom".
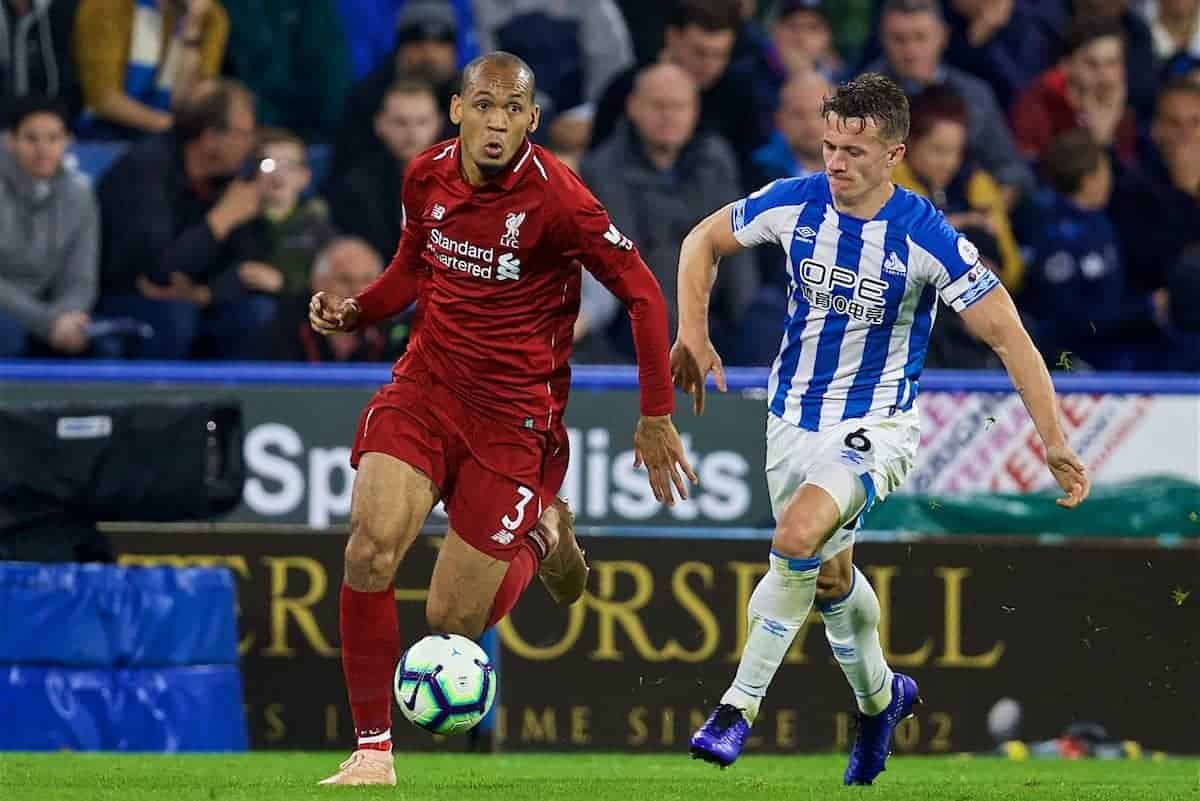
[{"left": 354, "top": 138, "right": 674, "bottom": 430}]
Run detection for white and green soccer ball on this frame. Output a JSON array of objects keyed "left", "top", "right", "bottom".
[{"left": 395, "top": 633, "right": 497, "bottom": 736}]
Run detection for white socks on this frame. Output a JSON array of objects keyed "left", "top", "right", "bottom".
[
  {"left": 818, "top": 566, "right": 893, "bottom": 715},
  {"left": 721, "top": 551, "right": 820, "bottom": 723}
]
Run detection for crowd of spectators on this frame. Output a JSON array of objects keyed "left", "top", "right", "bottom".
[{"left": 1, "top": 0, "right": 1198, "bottom": 371}]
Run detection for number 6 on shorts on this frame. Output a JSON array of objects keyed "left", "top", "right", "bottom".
[{"left": 843, "top": 428, "right": 872, "bottom": 452}]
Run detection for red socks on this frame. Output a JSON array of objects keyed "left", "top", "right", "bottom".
[
  {"left": 486, "top": 539, "right": 540, "bottom": 628},
  {"left": 339, "top": 544, "right": 537, "bottom": 748},
  {"left": 339, "top": 584, "right": 399, "bottom": 749}
]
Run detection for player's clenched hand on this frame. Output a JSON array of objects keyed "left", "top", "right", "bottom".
[
  {"left": 670, "top": 336, "right": 727, "bottom": 416},
  {"left": 309, "top": 291, "right": 361, "bottom": 334},
  {"left": 1046, "top": 444, "right": 1089, "bottom": 509},
  {"left": 633, "top": 415, "right": 698, "bottom": 507}
]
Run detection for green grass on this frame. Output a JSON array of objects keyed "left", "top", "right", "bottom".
[{"left": 1, "top": 753, "right": 1198, "bottom": 801}]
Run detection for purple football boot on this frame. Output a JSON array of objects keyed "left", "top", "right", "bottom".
[
  {"left": 689, "top": 704, "right": 751, "bottom": 768},
  {"left": 844, "top": 673, "right": 922, "bottom": 785}
]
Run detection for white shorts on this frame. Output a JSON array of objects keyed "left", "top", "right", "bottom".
[{"left": 765, "top": 407, "right": 920, "bottom": 561}]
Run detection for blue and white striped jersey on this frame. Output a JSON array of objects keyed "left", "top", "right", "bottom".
[{"left": 732, "top": 173, "right": 1000, "bottom": 431}]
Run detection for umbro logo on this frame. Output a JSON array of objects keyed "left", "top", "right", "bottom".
[
  {"left": 430, "top": 203, "right": 446, "bottom": 221},
  {"left": 882, "top": 251, "right": 907, "bottom": 275},
  {"left": 796, "top": 225, "right": 817, "bottom": 242},
  {"left": 840, "top": 448, "right": 866, "bottom": 465}
]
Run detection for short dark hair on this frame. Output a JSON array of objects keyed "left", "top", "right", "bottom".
[
  {"left": 5, "top": 95, "right": 68, "bottom": 132},
  {"left": 821, "top": 72, "right": 910, "bottom": 143},
  {"left": 907, "top": 85, "right": 968, "bottom": 143},
  {"left": 1042, "top": 129, "right": 1103, "bottom": 196},
  {"left": 668, "top": 0, "right": 741, "bottom": 33},
  {"left": 1062, "top": 16, "right": 1124, "bottom": 59},
  {"left": 880, "top": 0, "right": 943, "bottom": 21},
  {"left": 460, "top": 51, "right": 536, "bottom": 101},
  {"left": 1156, "top": 75, "right": 1200, "bottom": 114},
  {"left": 382, "top": 78, "right": 439, "bottom": 108},
  {"left": 173, "top": 79, "right": 254, "bottom": 144}
]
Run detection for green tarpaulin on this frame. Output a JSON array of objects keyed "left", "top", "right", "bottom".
[{"left": 867, "top": 477, "right": 1200, "bottom": 537}]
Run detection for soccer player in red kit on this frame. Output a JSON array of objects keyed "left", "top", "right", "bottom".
[{"left": 309, "top": 52, "right": 696, "bottom": 785}]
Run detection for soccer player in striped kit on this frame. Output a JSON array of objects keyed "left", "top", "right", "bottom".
[{"left": 673, "top": 73, "right": 1090, "bottom": 785}]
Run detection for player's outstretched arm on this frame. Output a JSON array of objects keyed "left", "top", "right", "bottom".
[
  {"left": 672, "top": 202, "right": 748, "bottom": 415},
  {"left": 959, "top": 286, "right": 1091, "bottom": 508}
]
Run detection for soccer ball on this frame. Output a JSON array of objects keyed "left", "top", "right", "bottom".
[{"left": 394, "top": 633, "right": 497, "bottom": 736}]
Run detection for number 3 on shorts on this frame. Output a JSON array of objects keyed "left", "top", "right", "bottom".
[
  {"left": 843, "top": 427, "right": 872, "bottom": 452},
  {"left": 501, "top": 486, "right": 537, "bottom": 531}
]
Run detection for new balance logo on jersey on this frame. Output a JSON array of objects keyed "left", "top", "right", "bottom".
[
  {"left": 882, "top": 251, "right": 907, "bottom": 276},
  {"left": 497, "top": 253, "right": 521, "bottom": 281},
  {"left": 491, "top": 530, "right": 515, "bottom": 545},
  {"left": 430, "top": 203, "right": 446, "bottom": 221},
  {"left": 501, "top": 211, "right": 526, "bottom": 248},
  {"left": 796, "top": 225, "right": 817, "bottom": 243},
  {"left": 603, "top": 223, "right": 633, "bottom": 250}
]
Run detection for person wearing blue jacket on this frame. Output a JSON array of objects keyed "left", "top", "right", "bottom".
[{"left": 1019, "top": 129, "right": 1168, "bottom": 371}]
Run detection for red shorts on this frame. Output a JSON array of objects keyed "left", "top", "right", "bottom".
[{"left": 349, "top": 358, "right": 568, "bottom": 561}]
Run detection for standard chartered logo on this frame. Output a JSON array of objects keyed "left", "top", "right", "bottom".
[
  {"left": 429, "top": 228, "right": 521, "bottom": 281},
  {"left": 241, "top": 423, "right": 753, "bottom": 526}
]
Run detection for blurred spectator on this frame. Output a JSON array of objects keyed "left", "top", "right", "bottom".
[
  {"left": 579, "top": 63, "right": 768, "bottom": 365},
  {"left": 328, "top": 79, "right": 441, "bottom": 261},
  {"left": 822, "top": 0, "right": 876, "bottom": 67},
  {"left": 336, "top": 0, "right": 478, "bottom": 81},
  {"left": 336, "top": 0, "right": 397, "bottom": 81},
  {"left": 749, "top": 69, "right": 831, "bottom": 185},
  {"left": 0, "top": 0, "right": 81, "bottom": 118},
  {"left": 1020, "top": 129, "right": 1166, "bottom": 370},
  {"left": 613, "top": 0, "right": 670, "bottom": 65},
  {"left": 867, "top": 0, "right": 1035, "bottom": 202},
  {"left": 724, "top": 0, "right": 786, "bottom": 146},
  {"left": 74, "top": 0, "right": 228, "bottom": 138},
  {"left": 1140, "top": 0, "right": 1200, "bottom": 60},
  {"left": 1010, "top": 18, "right": 1139, "bottom": 166},
  {"left": 0, "top": 97, "right": 96, "bottom": 357},
  {"left": 330, "top": 0, "right": 459, "bottom": 180},
  {"left": 923, "top": 227, "right": 1005, "bottom": 368},
  {"left": 219, "top": 0, "right": 351, "bottom": 141},
  {"left": 894, "top": 86, "right": 1024, "bottom": 289},
  {"left": 1166, "top": 245, "right": 1200, "bottom": 369},
  {"left": 255, "top": 236, "right": 408, "bottom": 361},
  {"left": 242, "top": 127, "right": 336, "bottom": 296},
  {"left": 1109, "top": 77, "right": 1200, "bottom": 295},
  {"left": 473, "top": 0, "right": 634, "bottom": 148},
  {"left": 592, "top": 0, "right": 771, "bottom": 164},
  {"left": 771, "top": 0, "right": 845, "bottom": 79},
  {"left": 92, "top": 79, "right": 274, "bottom": 359},
  {"left": 1075, "top": 0, "right": 1159, "bottom": 121},
  {"left": 1160, "top": 48, "right": 1200, "bottom": 81},
  {"left": 941, "top": 0, "right": 1058, "bottom": 109}
]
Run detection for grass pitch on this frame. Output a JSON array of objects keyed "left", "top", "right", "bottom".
[{"left": 1, "top": 752, "right": 1197, "bottom": 801}]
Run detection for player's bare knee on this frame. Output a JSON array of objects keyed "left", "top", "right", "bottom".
[
  {"left": 344, "top": 518, "right": 400, "bottom": 592},
  {"left": 772, "top": 523, "right": 824, "bottom": 558},
  {"left": 425, "top": 596, "right": 484, "bottom": 640},
  {"left": 772, "top": 505, "right": 831, "bottom": 558}
]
